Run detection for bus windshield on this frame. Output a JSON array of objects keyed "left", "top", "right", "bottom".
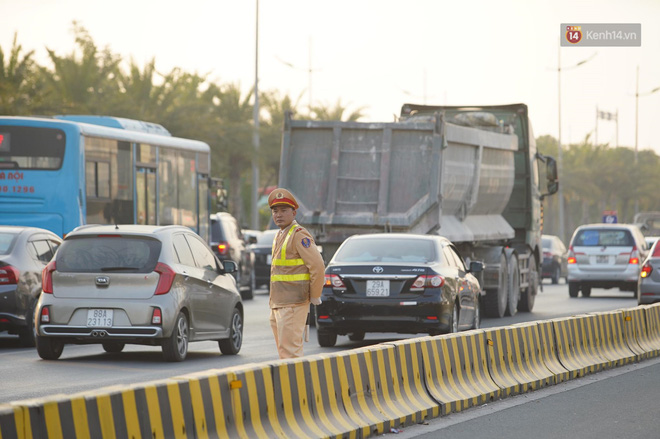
[{"left": 0, "top": 126, "right": 65, "bottom": 169}]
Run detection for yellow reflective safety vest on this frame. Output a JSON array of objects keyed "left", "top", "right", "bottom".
[{"left": 269, "top": 221, "right": 325, "bottom": 308}]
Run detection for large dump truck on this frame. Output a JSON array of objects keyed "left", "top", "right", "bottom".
[{"left": 278, "top": 103, "right": 558, "bottom": 318}]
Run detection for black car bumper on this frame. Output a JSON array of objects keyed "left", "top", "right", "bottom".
[{"left": 315, "top": 296, "right": 452, "bottom": 335}]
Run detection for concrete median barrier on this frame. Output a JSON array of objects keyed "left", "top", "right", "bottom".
[
  {"left": 552, "top": 316, "right": 609, "bottom": 377},
  {"left": 419, "top": 331, "right": 500, "bottom": 415},
  {"left": 509, "top": 322, "right": 560, "bottom": 387},
  {"left": 643, "top": 304, "right": 660, "bottom": 355},
  {"left": 484, "top": 326, "right": 553, "bottom": 396},
  {"left": 535, "top": 320, "right": 572, "bottom": 383},
  {"left": 619, "top": 307, "right": 653, "bottom": 360},
  {"left": 383, "top": 339, "right": 440, "bottom": 424},
  {"left": 589, "top": 311, "right": 640, "bottom": 365},
  {"left": 8, "top": 303, "right": 660, "bottom": 438}
]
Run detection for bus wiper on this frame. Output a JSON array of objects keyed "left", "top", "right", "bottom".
[{"left": 101, "top": 266, "right": 141, "bottom": 272}]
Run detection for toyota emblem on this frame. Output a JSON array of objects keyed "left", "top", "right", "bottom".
[{"left": 373, "top": 266, "right": 384, "bottom": 274}]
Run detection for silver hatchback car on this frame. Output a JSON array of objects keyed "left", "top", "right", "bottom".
[
  {"left": 567, "top": 223, "right": 649, "bottom": 298},
  {"left": 35, "top": 225, "right": 243, "bottom": 362}
]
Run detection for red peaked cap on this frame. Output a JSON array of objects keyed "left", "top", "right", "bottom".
[{"left": 268, "top": 188, "right": 299, "bottom": 209}]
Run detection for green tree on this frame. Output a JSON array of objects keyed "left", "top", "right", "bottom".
[
  {"left": 310, "top": 99, "right": 366, "bottom": 121},
  {"left": 40, "top": 22, "right": 122, "bottom": 114},
  {"left": 0, "top": 32, "right": 41, "bottom": 114}
]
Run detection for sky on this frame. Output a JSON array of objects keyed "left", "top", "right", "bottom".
[{"left": 2, "top": 0, "right": 660, "bottom": 154}]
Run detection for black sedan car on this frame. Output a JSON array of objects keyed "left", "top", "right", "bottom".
[
  {"left": 541, "top": 234, "right": 568, "bottom": 284},
  {"left": 249, "top": 229, "right": 278, "bottom": 290},
  {"left": 0, "top": 226, "right": 62, "bottom": 347},
  {"left": 315, "top": 233, "right": 483, "bottom": 347}
]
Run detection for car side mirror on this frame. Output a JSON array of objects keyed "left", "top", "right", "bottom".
[
  {"left": 469, "top": 261, "right": 484, "bottom": 273},
  {"left": 222, "top": 260, "right": 237, "bottom": 274}
]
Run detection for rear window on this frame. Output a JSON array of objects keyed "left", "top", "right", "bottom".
[
  {"left": 56, "top": 235, "right": 161, "bottom": 273},
  {"left": 0, "top": 232, "right": 18, "bottom": 254},
  {"left": 257, "top": 230, "right": 278, "bottom": 245},
  {"left": 572, "top": 229, "right": 633, "bottom": 247},
  {"left": 0, "top": 126, "right": 65, "bottom": 170},
  {"left": 334, "top": 238, "right": 436, "bottom": 263},
  {"left": 542, "top": 238, "right": 551, "bottom": 249},
  {"left": 210, "top": 218, "right": 226, "bottom": 242}
]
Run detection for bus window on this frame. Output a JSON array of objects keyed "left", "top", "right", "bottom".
[
  {"left": 0, "top": 126, "right": 65, "bottom": 169},
  {"left": 85, "top": 137, "right": 132, "bottom": 225},
  {"left": 159, "top": 148, "right": 178, "bottom": 225},
  {"left": 179, "top": 151, "right": 196, "bottom": 230}
]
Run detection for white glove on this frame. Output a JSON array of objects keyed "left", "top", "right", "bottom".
[{"left": 311, "top": 297, "right": 322, "bottom": 305}]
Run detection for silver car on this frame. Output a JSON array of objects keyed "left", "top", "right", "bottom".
[
  {"left": 567, "top": 223, "right": 649, "bottom": 298},
  {"left": 638, "top": 239, "right": 660, "bottom": 304},
  {"left": 35, "top": 225, "right": 243, "bottom": 362}
]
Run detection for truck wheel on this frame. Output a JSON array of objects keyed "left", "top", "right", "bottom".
[
  {"left": 484, "top": 254, "right": 508, "bottom": 318},
  {"left": 518, "top": 254, "right": 537, "bottom": 313},
  {"left": 506, "top": 254, "right": 520, "bottom": 317},
  {"left": 568, "top": 282, "right": 579, "bottom": 298}
]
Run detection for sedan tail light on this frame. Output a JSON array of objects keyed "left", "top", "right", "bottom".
[
  {"left": 567, "top": 246, "right": 577, "bottom": 264},
  {"left": 410, "top": 275, "right": 445, "bottom": 291},
  {"left": 216, "top": 241, "right": 230, "bottom": 256},
  {"left": 624, "top": 246, "right": 639, "bottom": 265},
  {"left": 324, "top": 274, "right": 346, "bottom": 290},
  {"left": 641, "top": 262, "right": 652, "bottom": 278},
  {"left": 0, "top": 265, "right": 19, "bottom": 285},
  {"left": 42, "top": 261, "right": 56, "bottom": 294},
  {"left": 543, "top": 251, "right": 552, "bottom": 258},
  {"left": 154, "top": 263, "right": 176, "bottom": 295}
]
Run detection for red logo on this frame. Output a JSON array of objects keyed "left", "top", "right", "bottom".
[
  {"left": 565, "top": 25, "right": 582, "bottom": 44},
  {"left": 0, "top": 134, "right": 4, "bottom": 145}
]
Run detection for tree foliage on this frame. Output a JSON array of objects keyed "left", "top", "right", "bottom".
[
  {"left": 538, "top": 135, "right": 660, "bottom": 241},
  {"left": 2, "top": 25, "right": 658, "bottom": 234}
]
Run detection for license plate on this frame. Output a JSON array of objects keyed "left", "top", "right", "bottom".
[
  {"left": 366, "top": 280, "right": 390, "bottom": 297},
  {"left": 596, "top": 255, "right": 609, "bottom": 264},
  {"left": 87, "top": 309, "right": 113, "bottom": 327},
  {"left": 266, "top": 254, "right": 272, "bottom": 265}
]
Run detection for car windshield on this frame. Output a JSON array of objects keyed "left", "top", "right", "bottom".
[
  {"left": 256, "top": 230, "right": 278, "bottom": 245},
  {"left": 573, "top": 229, "right": 633, "bottom": 246},
  {"left": 333, "top": 237, "right": 436, "bottom": 263},
  {"left": 56, "top": 235, "right": 162, "bottom": 273}
]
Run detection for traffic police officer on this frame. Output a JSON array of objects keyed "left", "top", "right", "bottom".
[{"left": 268, "top": 188, "right": 325, "bottom": 359}]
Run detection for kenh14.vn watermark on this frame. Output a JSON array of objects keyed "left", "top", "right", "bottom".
[{"left": 561, "top": 23, "right": 641, "bottom": 47}]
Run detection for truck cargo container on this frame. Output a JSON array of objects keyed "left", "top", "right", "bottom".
[{"left": 278, "top": 103, "right": 558, "bottom": 318}]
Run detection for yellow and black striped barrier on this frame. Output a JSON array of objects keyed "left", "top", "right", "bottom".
[
  {"left": 4, "top": 303, "right": 660, "bottom": 438},
  {"left": 535, "top": 320, "right": 572, "bottom": 382},
  {"left": 643, "top": 305, "right": 660, "bottom": 355},
  {"left": 420, "top": 330, "right": 500, "bottom": 414}
]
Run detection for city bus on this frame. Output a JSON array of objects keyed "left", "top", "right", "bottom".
[{"left": 0, "top": 115, "right": 213, "bottom": 240}]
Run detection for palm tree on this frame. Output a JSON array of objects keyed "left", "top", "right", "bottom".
[
  {"left": 40, "top": 22, "right": 122, "bottom": 114},
  {"left": 0, "top": 32, "right": 40, "bottom": 114},
  {"left": 310, "top": 99, "right": 366, "bottom": 121}
]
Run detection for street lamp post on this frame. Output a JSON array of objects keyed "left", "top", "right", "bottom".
[
  {"left": 251, "top": 0, "right": 260, "bottom": 230},
  {"left": 557, "top": 46, "right": 596, "bottom": 243},
  {"left": 634, "top": 65, "right": 660, "bottom": 215}
]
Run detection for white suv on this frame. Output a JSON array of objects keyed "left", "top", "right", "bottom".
[{"left": 567, "top": 223, "right": 649, "bottom": 298}]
